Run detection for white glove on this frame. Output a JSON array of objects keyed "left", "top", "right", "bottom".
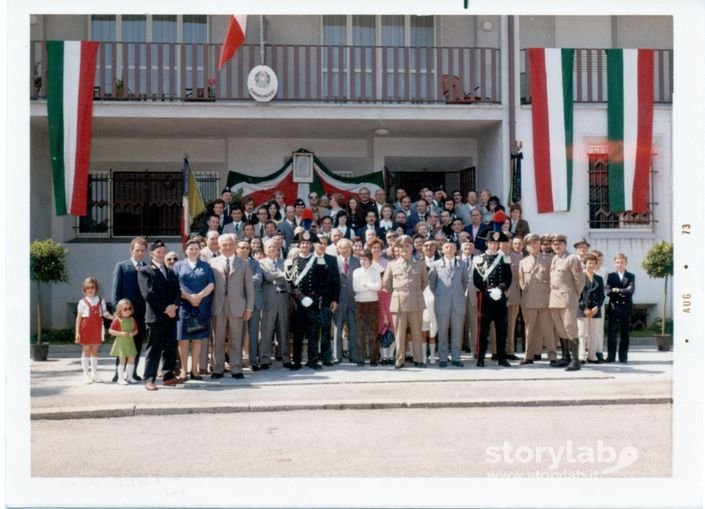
[
  {"left": 489, "top": 288, "right": 503, "bottom": 301},
  {"left": 301, "top": 296, "right": 314, "bottom": 308}
]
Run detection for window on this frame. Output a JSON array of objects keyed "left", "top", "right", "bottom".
[
  {"left": 587, "top": 147, "right": 655, "bottom": 230},
  {"left": 321, "top": 15, "right": 436, "bottom": 100},
  {"left": 90, "top": 15, "right": 208, "bottom": 96},
  {"left": 78, "top": 170, "right": 220, "bottom": 238}
]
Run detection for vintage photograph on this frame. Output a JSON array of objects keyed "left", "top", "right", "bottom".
[{"left": 9, "top": 1, "right": 704, "bottom": 508}]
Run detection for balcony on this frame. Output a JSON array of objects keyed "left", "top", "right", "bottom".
[
  {"left": 521, "top": 48, "right": 673, "bottom": 104},
  {"left": 30, "top": 41, "right": 502, "bottom": 105}
]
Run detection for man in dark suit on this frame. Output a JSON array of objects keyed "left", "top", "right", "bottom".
[
  {"left": 313, "top": 236, "right": 341, "bottom": 366},
  {"left": 605, "top": 253, "right": 635, "bottom": 363},
  {"left": 465, "top": 208, "right": 491, "bottom": 253},
  {"left": 111, "top": 237, "right": 148, "bottom": 382},
  {"left": 406, "top": 198, "right": 431, "bottom": 234},
  {"left": 137, "top": 240, "right": 181, "bottom": 391},
  {"left": 356, "top": 210, "right": 385, "bottom": 241},
  {"left": 333, "top": 238, "right": 360, "bottom": 363}
]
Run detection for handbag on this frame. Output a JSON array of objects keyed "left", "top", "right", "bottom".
[
  {"left": 184, "top": 313, "right": 209, "bottom": 334},
  {"left": 378, "top": 328, "right": 395, "bottom": 348}
]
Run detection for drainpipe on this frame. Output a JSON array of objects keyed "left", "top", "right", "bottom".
[{"left": 260, "top": 15, "right": 265, "bottom": 65}]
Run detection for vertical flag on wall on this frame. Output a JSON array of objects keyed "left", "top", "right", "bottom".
[
  {"left": 46, "top": 40, "right": 99, "bottom": 216},
  {"left": 528, "top": 48, "right": 574, "bottom": 213},
  {"left": 606, "top": 49, "right": 654, "bottom": 214},
  {"left": 181, "top": 158, "right": 207, "bottom": 243},
  {"left": 218, "top": 15, "right": 248, "bottom": 70}
]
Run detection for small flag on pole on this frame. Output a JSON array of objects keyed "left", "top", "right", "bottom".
[
  {"left": 46, "top": 40, "right": 99, "bottom": 216},
  {"left": 218, "top": 15, "right": 248, "bottom": 70},
  {"left": 182, "top": 158, "right": 207, "bottom": 243}
]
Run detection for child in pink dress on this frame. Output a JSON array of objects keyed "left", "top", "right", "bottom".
[{"left": 74, "top": 277, "right": 113, "bottom": 384}]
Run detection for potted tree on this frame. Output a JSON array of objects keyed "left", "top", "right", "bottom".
[
  {"left": 114, "top": 78, "right": 124, "bottom": 98},
  {"left": 641, "top": 241, "right": 673, "bottom": 351},
  {"left": 30, "top": 239, "right": 69, "bottom": 361}
]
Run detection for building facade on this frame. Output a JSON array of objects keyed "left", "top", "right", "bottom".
[{"left": 29, "top": 14, "right": 673, "bottom": 329}]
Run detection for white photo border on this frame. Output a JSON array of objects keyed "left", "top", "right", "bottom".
[{"left": 5, "top": 0, "right": 704, "bottom": 508}]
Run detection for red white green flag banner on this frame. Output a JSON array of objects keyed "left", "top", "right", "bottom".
[
  {"left": 47, "top": 40, "right": 99, "bottom": 216},
  {"left": 607, "top": 49, "right": 654, "bottom": 214},
  {"left": 528, "top": 48, "right": 574, "bottom": 213},
  {"left": 226, "top": 150, "right": 384, "bottom": 206}
]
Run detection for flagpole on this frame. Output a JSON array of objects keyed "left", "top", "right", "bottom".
[{"left": 260, "top": 15, "right": 265, "bottom": 65}]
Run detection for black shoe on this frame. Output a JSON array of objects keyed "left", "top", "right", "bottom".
[
  {"left": 476, "top": 359, "right": 485, "bottom": 367},
  {"left": 394, "top": 363, "right": 404, "bottom": 369},
  {"left": 370, "top": 361, "right": 378, "bottom": 367},
  {"left": 451, "top": 361, "right": 464, "bottom": 368},
  {"left": 289, "top": 363, "right": 302, "bottom": 371},
  {"left": 405, "top": 354, "right": 413, "bottom": 362},
  {"left": 356, "top": 361, "right": 365, "bottom": 367},
  {"left": 189, "top": 372, "right": 203, "bottom": 381},
  {"left": 211, "top": 373, "right": 223, "bottom": 379},
  {"left": 112, "top": 373, "right": 119, "bottom": 383},
  {"left": 306, "top": 362, "right": 322, "bottom": 370},
  {"left": 232, "top": 373, "right": 244, "bottom": 379},
  {"left": 587, "top": 359, "right": 599, "bottom": 364},
  {"left": 533, "top": 354, "right": 542, "bottom": 361},
  {"left": 438, "top": 361, "right": 447, "bottom": 368},
  {"left": 506, "top": 354, "right": 520, "bottom": 361},
  {"left": 491, "top": 354, "right": 498, "bottom": 360},
  {"left": 260, "top": 364, "right": 270, "bottom": 370},
  {"left": 520, "top": 359, "right": 534, "bottom": 365},
  {"left": 414, "top": 362, "right": 427, "bottom": 368},
  {"left": 551, "top": 360, "right": 569, "bottom": 368},
  {"left": 322, "top": 360, "right": 334, "bottom": 367},
  {"left": 132, "top": 374, "right": 143, "bottom": 381},
  {"left": 283, "top": 362, "right": 294, "bottom": 369},
  {"left": 498, "top": 359, "right": 511, "bottom": 367},
  {"left": 251, "top": 365, "right": 261, "bottom": 372}
]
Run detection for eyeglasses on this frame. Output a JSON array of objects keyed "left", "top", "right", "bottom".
[
  {"left": 123, "top": 307, "right": 133, "bottom": 311},
  {"left": 166, "top": 257, "right": 178, "bottom": 261},
  {"left": 309, "top": 195, "right": 318, "bottom": 199}
]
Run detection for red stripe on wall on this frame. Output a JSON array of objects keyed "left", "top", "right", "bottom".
[
  {"left": 528, "top": 48, "right": 555, "bottom": 213},
  {"left": 633, "top": 49, "right": 654, "bottom": 215},
  {"left": 70, "top": 41, "right": 99, "bottom": 216}
]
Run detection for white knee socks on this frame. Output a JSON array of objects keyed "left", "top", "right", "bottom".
[
  {"left": 125, "top": 364, "right": 136, "bottom": 383},
  {"left": 428, "top": 343, "right": 436, "bottom": 364},
  {"left": 90, "top": 356, "right": 101, "bottom": 382},
  {"left": 81, "top": 354, "right": 91, "bottom": 383}
]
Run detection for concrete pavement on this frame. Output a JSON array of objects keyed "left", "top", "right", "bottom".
[{"left": 30, "top": 342, "right": 672, "bottom": 420}]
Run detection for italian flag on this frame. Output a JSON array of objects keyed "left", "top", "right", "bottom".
[
  {"left": 47, "top": 40, "right": 99, "bottom": 216},
  {"left": 607, "top": 49, "right": 654, "bottom": 214},
  {"left": 226, "top": 150, "right": 384, "bottom": 207},
  {"left": 528, "top": 48, "right": 574, "bottom": 213},
  {"left": 218, "top": 15, "right": 247, "bottom": 70}
]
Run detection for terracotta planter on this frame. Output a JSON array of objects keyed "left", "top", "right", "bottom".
[
  {"left": 31, "top": 343, "right": 49, "bottom": 361},
  {"left": 655, "top": 334, "right": 671, "bottom": 352}
]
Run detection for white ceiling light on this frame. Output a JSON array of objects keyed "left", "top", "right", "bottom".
[{"left": 373, "top": 128, "right": 390, "bottom": 136}]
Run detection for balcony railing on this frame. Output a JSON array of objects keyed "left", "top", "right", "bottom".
[
  {"left": 31, "top": 41, "right": 502, "bottom": 104},
  {"left": 521, "top": 48, "right": 673, "bottom": 104}
]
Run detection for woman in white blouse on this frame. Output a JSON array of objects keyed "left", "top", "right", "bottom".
[{"left": 352, "top": 249, "right": 382, "bottom": 366}]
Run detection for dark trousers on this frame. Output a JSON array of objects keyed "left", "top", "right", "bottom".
[
  {"left": 248, "top": 308, "right": 261, "bottom": 367},
  {"left": 355, "top": 301, "right": 379, "bottom": 363},
  {"left": 319, "top": 305, "right": 334, "bottom": 362},
  {"left": 607, "top": 312, "right": 631, "bottom": 362},
  {"left": 478, "top": 293, "right": 508, "bottom": 361},
  {"left": 143, "top": 321, "right": 177, "bottom": 382},
  {"left": 293, "top": 301, "right": 321, "bottom": 365},
  {"left": 115, "top": 315, "right": 145, "bottom": 374}
]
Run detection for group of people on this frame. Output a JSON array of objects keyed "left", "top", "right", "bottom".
[{"left": 72, "top": 185, "right": 635, "bottom": 390}]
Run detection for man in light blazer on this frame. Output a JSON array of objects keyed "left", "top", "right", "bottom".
[
  {"left": 259, "top": 239, "right": 290, "bottom": 369},
  {"left": 209, "top": 233, "right": 255, "bottom": 379},
  {"left": 429, "top": 240, "right": 469, "bottom": 367},
  {"left": 111, "top": 236, "right": 148, "bottom": 381},
  {"left": 334, "top": 238, "right": 360, "bottom": 363}
]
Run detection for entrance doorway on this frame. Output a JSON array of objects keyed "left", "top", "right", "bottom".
[{"left": 389, "top": 167, "right": 476, "bottom": 197}]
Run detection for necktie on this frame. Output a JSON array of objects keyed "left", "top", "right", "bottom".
[
  {"left": 160, "top": 265, "right": 167, "bottom": 278},
  {"left": 343, "top": 258, "right": 349, "bottom": 276},
  {"left": 235, "top": 223, "right": 241, "bottom": 234},
  {"left": 224, "top": 258, "right": 230, "bottom": 295}
]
